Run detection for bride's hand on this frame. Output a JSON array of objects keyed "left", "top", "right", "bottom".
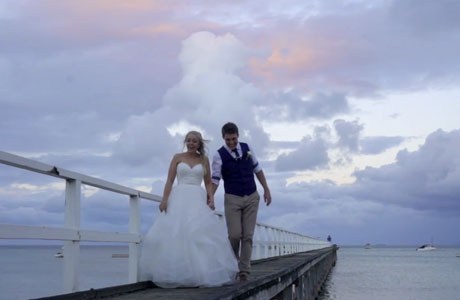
[
  {"left": 159, "top": 201, "right": 167, "bottom": 213},
  {"left": 207, "top": 200, "right": 215, "bottom": 210},
  {"left": 207, "top": 195, "right": 215, "bottom": 210}
]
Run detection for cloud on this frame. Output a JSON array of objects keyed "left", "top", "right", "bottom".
[
  {"left": 113, "top": 111, "right": 179, "bottom": 166},
  {"left": 334, "top": 119, "right": 363, "bottom": 152},
  {"left": 259, "top": 178, "right": 387, "bottom": 242},
  {"left": 272, "top": 120, "right": 403, "bottom": 172},
  {"left": 259, "top": 92, "right": 350, "bottom": 121},
  {"left": 351, "top": 129, "right": 460, "bottom": 213},
  {"left": 360, "top": 136, "right": 405, "bottom": 154},
  {"left": 179, "top": 31, "right": 250, "bottom": 75},
  {"left": 266, "top": 128, "right": 460, "bottom": 241},
  {"left": 113, "top": 31, "right": 270, "bottom": 165},
  {"left": 262, "top": 128, "right": 460, "bottom": 245},
  {"left": 298, "top": 93, "right": 349, "bottom": 119},
  {"left": 245, "top": 0, "right": 460, "bottom": 95},
  {"left": 390, "top": 0, "right": 460, "bottom": 35},
  {"left": 275, "top": 135, "right": 329, "bottom": 172}
]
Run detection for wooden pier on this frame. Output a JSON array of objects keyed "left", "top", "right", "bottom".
[{"left": 34, "top": 246, "right": 337, "bottom": 300}]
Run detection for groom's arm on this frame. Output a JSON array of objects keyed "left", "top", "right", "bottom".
[
  {"left": 211, "top": 183, "right": 218, "bottom": 196},
  {"left": 256, "top": 170, "right": 271, "bottom": 206},
  {"left": 211, "top": 151, "right": 222, "bottom": 196},
  {"left": 249, "top": 145, "right": 271, "bottom": 206}
]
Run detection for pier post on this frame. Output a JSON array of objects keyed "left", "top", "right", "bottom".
[
  {"left": 270, "top": 228, "right": 276, "bottom": 257},
  {"left": 63, "top": 179, "right": 81, "bottom": 293},
  {"left": 282, "top": 284, "right": 293, "bottom": 300},
  {"left": 263, "top": 226, "right": 269, "bottom": 258},
  {"left": 129, "top": 195, "right": 140, "bottom": 283},
  {"left": 296, "top": 274, "right": 305, "bottom": 299},
  {"left": 253, "top": 225, "right": 261, "bottom": 260}
]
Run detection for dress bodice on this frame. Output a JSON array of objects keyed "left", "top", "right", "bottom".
[{"left": 176, "top": 162, "right": 204, "bottom": 186}]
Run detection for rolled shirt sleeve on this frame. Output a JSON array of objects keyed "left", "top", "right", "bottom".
[
  {"left": 248, "top": 144, "right": 262, "bottom": 173},
  {"left": 211, "top": 151, "right": 222, "bottom": 185}
]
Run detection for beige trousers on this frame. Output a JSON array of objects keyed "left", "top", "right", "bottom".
[{"left": 224, "top": 191, "right": 260, "bottom": 275}]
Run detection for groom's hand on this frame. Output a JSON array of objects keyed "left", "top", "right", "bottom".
[{"left": 264, "top": 189, "right": 272, "bottom": 206}]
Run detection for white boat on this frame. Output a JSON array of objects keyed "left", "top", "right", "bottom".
[
  {"left": 54, "top": 252, "right": 64, "bottom": 258},
  {"left": 364, "top": 243, "right": 371, "bottom": 249},
  {"left": 416, "top": 244, "right": 436, "bottom": 251}
]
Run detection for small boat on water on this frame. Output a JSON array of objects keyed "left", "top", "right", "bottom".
[
  {"left": 364, "top": 243, "right": 371, "bottom": 249},
  {"left": 416, "top": 244, "right": 436, "bottom": 251},
  {"left": 112, "top": 254, "right": 129, "bottom": 258},
  {"left": 54, "top": 252, "right": 64, "bottom": 258}
]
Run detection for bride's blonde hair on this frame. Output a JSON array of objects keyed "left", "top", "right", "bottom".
[{"left": 184, "top": 131, "right": 209, "bottom": 172}]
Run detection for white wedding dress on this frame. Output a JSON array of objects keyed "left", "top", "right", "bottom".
[{"left": 139, "top": 162, "right": 238, "bottom": 288}]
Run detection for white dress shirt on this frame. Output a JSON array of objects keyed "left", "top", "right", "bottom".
[{"left": 211, "top": 143, "right": 262, "bottom": 185}]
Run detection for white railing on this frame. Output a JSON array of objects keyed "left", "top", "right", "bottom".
[{"left": 0, "top": 150, "right": 330, "bottom": 293}]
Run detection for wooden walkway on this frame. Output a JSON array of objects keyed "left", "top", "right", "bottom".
[{"left": 36, "top": 246, "right": 337, "bottom": 300}]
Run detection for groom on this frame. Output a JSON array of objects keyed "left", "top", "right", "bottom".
[{"left": 211, "top": 122, "right": 271, "bottom": 282}]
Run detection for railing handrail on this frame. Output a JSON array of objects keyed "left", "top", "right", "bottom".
[
  {"left": 0, "top": 150, "right": 330, "bottom": 294},
  {"left": 0, "top": 150, "right": 161, "bottom": 201}
]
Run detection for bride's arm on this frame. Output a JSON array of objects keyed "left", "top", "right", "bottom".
[
  {"left": 203, "top": 157, "right": 215, "bottom": 210},
  {"left": 159, "top": 154, "right": 179, "bottom": 212}
]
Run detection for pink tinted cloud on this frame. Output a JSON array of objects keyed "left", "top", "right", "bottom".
[{"left": 246, "top": 31, "right": 343, "bottom": 91}]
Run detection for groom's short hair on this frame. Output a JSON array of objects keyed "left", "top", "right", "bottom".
[{"left": 222, "top": 122, "right": 239, "bottom": 137}]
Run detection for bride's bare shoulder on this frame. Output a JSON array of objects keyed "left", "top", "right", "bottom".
[{"left": 171, "top": 153, "right": 185, "bottom": 162}]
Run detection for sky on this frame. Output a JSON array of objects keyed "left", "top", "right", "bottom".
[{"left": 1, "top": 0, "right": 460, "bottom": 246}]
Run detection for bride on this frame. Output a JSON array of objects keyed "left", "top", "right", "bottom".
[{"left": 139, "top": 131, "right": 239, "bottom": 287}]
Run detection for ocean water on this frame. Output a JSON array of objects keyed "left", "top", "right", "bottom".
[
  {"left": 0, "top": 245, "right": 129, "bottom": 300},
  {"left": 1, "top": 246, "right": 460, "bottom": 300},
  {"left": 319, "top": 246, "right": 460, "bottom": 300}
]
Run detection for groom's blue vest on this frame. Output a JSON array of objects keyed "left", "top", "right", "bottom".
[{"left": 218, "top": 142, "right": 257, "bottom": 197}]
